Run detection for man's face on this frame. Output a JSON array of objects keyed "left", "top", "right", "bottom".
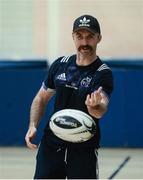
[{"left": 72, "top": 29, "right": 101, "bottom": 56}]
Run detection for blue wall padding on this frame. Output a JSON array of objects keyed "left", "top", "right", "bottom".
[
  {"left": 100, "top": 61, "right": 143, "bottom": 147},
  {"left": 0, "top": 61, "right": 53, "bottom": 146},
  {"left": 0, "top": 60, "right": 143, "bottom": 147}
]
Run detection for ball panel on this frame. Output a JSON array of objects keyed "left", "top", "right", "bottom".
[{"left": 53, "top": 130, "right": 93, "bottom": 143}]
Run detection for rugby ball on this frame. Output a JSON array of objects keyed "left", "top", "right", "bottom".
[{"left": 49, "top": 109, "right": 96, "bottom": 143}]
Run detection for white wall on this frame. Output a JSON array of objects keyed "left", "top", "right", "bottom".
[
  {"left": 0, "top": 0, "right": 33, "bottom": 59},
  {"left": 0, "top": 0, "right": 142, "bottom": 62}
]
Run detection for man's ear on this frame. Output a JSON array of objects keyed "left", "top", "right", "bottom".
[
  {"left": 97, "top": 34, "right": 102, "bottom": 43},
  {"left": 72, "top": 33, "right": 74, "bottom": 40}
]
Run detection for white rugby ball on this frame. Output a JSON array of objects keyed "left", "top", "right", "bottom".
[{"left": 49, "top": 109, "right": 96, "bottom": 143}]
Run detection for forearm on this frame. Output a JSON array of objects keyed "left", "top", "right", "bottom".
[{"left": 29, "top": 96, "right": 47, "bottom": 128}]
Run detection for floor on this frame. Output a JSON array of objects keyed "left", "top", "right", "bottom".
[{"left": 0, "top": 147, "right": 142, "bottom": 179}]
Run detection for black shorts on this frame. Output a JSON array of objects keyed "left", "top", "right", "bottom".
[{"left": 34, "top": 139, "right": 99, "bottom": 179}]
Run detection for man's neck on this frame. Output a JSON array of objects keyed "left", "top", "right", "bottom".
[{"left": 76, "top": 53, "right": 97, "bottom": 66}]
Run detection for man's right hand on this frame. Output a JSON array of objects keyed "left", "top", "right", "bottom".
[
  {"left": 25, "top": 87, "right": 55, "bottom": 150},
  {"left": 25, "top": 127, "right": 37, "bottom": 150}
]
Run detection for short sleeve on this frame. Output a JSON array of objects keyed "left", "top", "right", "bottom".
[
  {"left": 92, "top": 70, "right": 114, "bottom": 98},
  {"left": 100, "top": 70, "right": 114, "bottom": 97},
  {"left": 43, "top": 58, "right": 61, "bottom": 90}
]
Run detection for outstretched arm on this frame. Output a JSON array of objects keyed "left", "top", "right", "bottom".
[
  {"left": 85, "top": 86, "right": 109, "bottom": 119},
  {"left": 25, "top": 87, "right": 55, "bottom": 149}
]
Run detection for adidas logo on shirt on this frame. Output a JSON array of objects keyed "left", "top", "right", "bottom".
[{"left": 57, "top": 73, "right": 66, "bottom": 81}]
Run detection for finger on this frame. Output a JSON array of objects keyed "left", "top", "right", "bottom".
[
  {"left": 90, "top": 92, "right": 95, "bottom": 105},
  {"left": 25, "top": 137, "right": 37, "bottom": 149},
  {"left": 27, "top": 142, "right": 37, "bottom": 150},
  {"left": 97, "top": 86, "right": 103, "bottom": 93},
  {"left": 28, "top": 141, "right": 37, "bottom": 149},
  {"left": 93, "top": 88, "right": 101, "bottom": 97},
  {"left": 93, "top": 92, "right": 101, "bottom": 105},
  {"left": 94, "top": 86, "right": 104, "bottom": 98},
  {"left": 94, "top": 90, "right": 101, "bottom": 98},
  {"left": 85, "top": 94, "right": 91, "bottom": 105},
  {"left": 89, "top": 92, "right": 99, "bottom": 106},
  {"left": 100, "top": 92, "right": 107, "bottom": 100},
  {"left": 25, "top": 130, "right": 37, "bottom": 150},
  {"left": 100, "top": 92, "right": 109, "bottom": 104}
]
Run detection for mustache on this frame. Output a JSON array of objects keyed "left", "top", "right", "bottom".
[{"left": 78, "top": 45, "right": 93, "bottom": 51}]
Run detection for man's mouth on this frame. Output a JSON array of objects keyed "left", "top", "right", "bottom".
[{"left": 78, "top": 45, "right": 92, "bottom": 52}]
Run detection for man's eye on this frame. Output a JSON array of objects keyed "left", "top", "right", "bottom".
[
  {"left": 76, "top": 35, "right": 82, "bottom": 39},
  {"left": 88, "top": 35, "right": 94, "bottom": 39}
]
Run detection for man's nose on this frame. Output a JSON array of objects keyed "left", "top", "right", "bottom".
[{"left": 81, "top": 38, "right": 88, "bottom": 45}]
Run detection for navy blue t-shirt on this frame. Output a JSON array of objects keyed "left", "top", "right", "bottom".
[{"left": 42, "top": 54, "right": 113, "bottom": 148}]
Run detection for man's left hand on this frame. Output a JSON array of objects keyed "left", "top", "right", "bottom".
[{"left": 85, "top": 86, "right": 109, "bottom": 118}]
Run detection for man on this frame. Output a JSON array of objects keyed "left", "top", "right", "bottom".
[{"left": 25, "top": 14, "right": 113, "bottom": 179}]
